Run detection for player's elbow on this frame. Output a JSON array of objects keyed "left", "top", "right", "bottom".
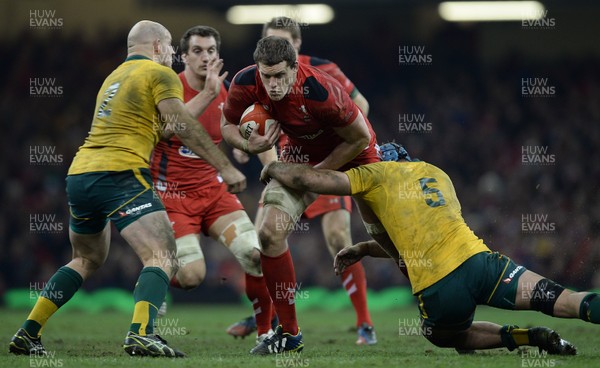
[
  {"left": 358, "top": 99, "right": 370, "bottom": 117},
  {"left": 355, "top": 135, "right": 370, "bottom": 151},
  {"left": 220, "top": 121, "right": 237, "bottom": 144}
]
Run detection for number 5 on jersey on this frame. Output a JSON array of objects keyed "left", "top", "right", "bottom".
[{"left": 419, "top": 177, "right": 446, "bottom": 207}]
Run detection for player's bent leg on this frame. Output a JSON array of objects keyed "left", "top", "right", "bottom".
[
  {"left": 515, "top": 269, "right": 600, "bottom": 323},
  {"left": 119, "top": 211, "right": 184, "bottom": 356},
  {"left": 67, "top": 224, "right": 111, "bottom": 278},
  {"left": 120, "top": 211, "right": 178, "bottom": 276},
  {"left": 480, "top": 256, "right": 577, "bottom": 355},
  {"left": 10, "top": 225, "right": 110, "bottom": 355},
  {"left": 253, "top": 179, "right": 305, "bottom": 342},
  {"left": 210, "top": 210, "right": 275, "bottom": 340},
  {"left": 425, "top": 322, "right": 504, "bottom": 350},
  {"left": 426, "top": 321, "right": 576, "bottom": 355},
  {"left": 9, "top": 224, "right": 111, "bottom": 356}
]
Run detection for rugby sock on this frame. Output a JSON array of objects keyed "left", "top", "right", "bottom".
[
  {"left": 22, "top": 266, "right": 83, "bottom": 337},
  {"left": 341, "top": 262, "right": 373, "bottom": 327},
  {"left": 579, "top": 293, "right": 600, "bottom": 323},
  {"left": 260, "top": 250, "right": 299, "bottom": 335},
  {"left": 129, "top": 267, "right": 169, "bottom": 336},
  {"left": 499, "top": 325, "right": 529, "bottom": 351},
  {"left": 245, "top": 273, "right": 273, "bottom": 335},
  {"left": 271, "top": 304, "right": 278, "bottom": 324}
]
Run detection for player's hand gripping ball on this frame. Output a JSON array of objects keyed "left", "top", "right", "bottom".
[{"left": 239, "top": 103, "right": 277, "bottom": 139}]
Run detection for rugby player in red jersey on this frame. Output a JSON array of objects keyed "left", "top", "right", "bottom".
[
  {"left": 228, "top": 17, "right": 376, "bottom": 346},
  {"left": 149, "top": 26, "right": 273, "bottom": 342},
  {"left": 221, "top": 36, "right": 380, "bottom": 355}
]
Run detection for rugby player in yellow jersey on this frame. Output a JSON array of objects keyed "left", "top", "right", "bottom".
[
  {"left": 9, "top": 20, "right": 245, "bottom": 358},
  {"left": 260, "top": 142, "right": 600, "bottom": 355}
]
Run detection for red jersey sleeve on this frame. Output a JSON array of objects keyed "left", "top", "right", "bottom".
[{"left": 223, "top": 66, "right": 258, "bottom": 125}]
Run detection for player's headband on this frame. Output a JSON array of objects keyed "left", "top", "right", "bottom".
[{"left": 379, "top": 142, "right": 411, "bottom": 162}]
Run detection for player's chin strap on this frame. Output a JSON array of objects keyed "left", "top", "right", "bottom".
[{"left": 379, "top": 142, "right": 411, "bottom": 162}]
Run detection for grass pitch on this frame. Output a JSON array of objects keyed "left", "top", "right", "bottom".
[{"left": 1, "top": 304, "right": 598, "bottom": 367}]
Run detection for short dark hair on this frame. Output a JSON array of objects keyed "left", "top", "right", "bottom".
[
  {"left": 253, "top": 36, "right": 297, "bottom": 66},
  {"left": 180, "top": 25, "right": 221, "bottom": 54},
  {"left": 262, "top": 17, "right": 302, "bottom": 40}
]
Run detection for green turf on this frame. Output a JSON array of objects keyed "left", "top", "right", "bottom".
[{"left": 1, "top": 304, "right": 598, "bottom": 367}]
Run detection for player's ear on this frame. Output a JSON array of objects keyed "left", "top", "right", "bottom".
[
  {"left": 152, "top": 39, "right": 161, "bottom": 54},
  {"left": 291, "top": 61, "right": 299, "bottom": 70},
  {"left": 293, "top": 38, "right": 302, "bottom": 52}
]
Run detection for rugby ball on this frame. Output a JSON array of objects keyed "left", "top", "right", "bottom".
[{"left": 239, "top": 103, "right": 277, "bottom": 139}]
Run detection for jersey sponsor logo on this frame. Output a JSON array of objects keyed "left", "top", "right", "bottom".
[
  {"left": 119, "top": 203, "right": 153, "bottom": 217},
  {"left": 178, "top": 145, "right": 201, "bottom": 159},
  {"left": 298, "top": 129, "right": 324, "bottom": 140},
  {"left": 502, "top": 265, "right": 524, "bottom": 284}
]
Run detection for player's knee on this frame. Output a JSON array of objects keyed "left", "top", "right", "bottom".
[
  {"left": 424, "top": 330, "right": 456, "bottom": 348},
  {"left": 75, "top": 255, "right": 105, "bottom": 273},
  {"left": 220, "top": 218, "right": 262, "bottom": 276},
  {"left": 235, "top": 246, "right": 262, "bottom": 277},
  {"left": 258, "top": 222, "right": 283, "bottom": 251},
  {"left": 176, "top": 264, "right": 206, "bottom": 290},
  {"left": 529, "top": 278, "right": 565, "bottom": 316},
  {"left": 173, "top": 234, "right": 204, "bottom": 287}
]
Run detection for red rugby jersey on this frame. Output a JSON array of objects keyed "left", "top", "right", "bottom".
[
  {"left": 223, "top": 63, "right": 378, "bottom": 170},
  {"left": 278, "top": 54, "right": 361, "bottom": 150},
  {"left": 150, "top": 73, "right": 229, "bottom": 192}
]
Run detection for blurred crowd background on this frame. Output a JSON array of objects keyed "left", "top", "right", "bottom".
[{"left": 1, "top": 0, "right": 599, "bottom": 303}]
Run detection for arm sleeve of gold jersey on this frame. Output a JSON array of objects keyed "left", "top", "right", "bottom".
[
  {"left": 345, "top": 162, "right": 384, "bottom": 195},
  {"left": 151, "top": 66, "right": 184, "bottom": 105}
]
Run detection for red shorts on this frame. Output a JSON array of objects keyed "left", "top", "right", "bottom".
[
  {"left": 303, "top": 195, "right": 352, "bottom": 219},
  {"left": 159, "top": 182, "right": 244, "bottom": 238}
]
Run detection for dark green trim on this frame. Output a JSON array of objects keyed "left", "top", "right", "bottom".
[{"left": 125, "top": 55, "right": 151, "bottom": 62}]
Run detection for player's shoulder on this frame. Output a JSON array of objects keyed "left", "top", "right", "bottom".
[
  {"left": 118, "top": 57, "right": 178, "bottom": 88},
  {"left": 232, "top": 65, "right": 258, "bottom": 86},
  {"left": 299, "top": 54, "right": 333, "bottom": 67},
  {"left": 133, "top": 58, "right": 173, "bottom": 74},
  {"left": 298, "top": 63, "right": 336, "bottom": 102}
]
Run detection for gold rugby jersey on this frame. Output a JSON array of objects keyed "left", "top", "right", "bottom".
[
  {"left": 346, "top": 161, "right": 490, "bottom": 293},
  {"left": 69, "top": 56, "right": 183, "bottom": 174}
]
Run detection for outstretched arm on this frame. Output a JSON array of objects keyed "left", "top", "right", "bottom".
[
  {"left": 334, "top": 233, "right": 409, "bottom": 280},
  {"left": 261, "top": 161, "right": 351, "bottom": 195}
]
